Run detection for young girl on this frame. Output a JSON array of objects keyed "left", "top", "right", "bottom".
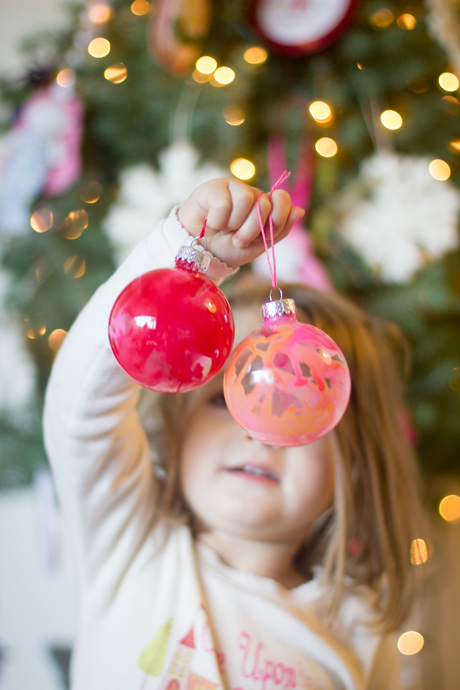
[{"left": 44, "top": 178, "right": 424, "bottom": 690}]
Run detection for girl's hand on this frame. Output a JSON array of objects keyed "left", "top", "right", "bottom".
[{"left": 177, "top": 178, "right": 305, "bottom": 269}]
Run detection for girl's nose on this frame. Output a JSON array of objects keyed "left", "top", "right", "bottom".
[{"left": 244, "top": 432, "right": 280, "bottom": 450}]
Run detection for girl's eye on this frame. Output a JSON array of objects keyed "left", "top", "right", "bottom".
[{"left": 209, "top": 392, "right": 227, "bottom": 408}]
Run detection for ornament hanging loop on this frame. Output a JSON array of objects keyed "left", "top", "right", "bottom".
[{"left": 269, "top": 286, "right": 283, "bottom": 302}]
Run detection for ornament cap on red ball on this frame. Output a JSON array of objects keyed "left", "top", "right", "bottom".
[
  {"left": 109, "top": 238, "right": 234, "bottom": 394},
  {"left": 224, "top": 296, "right": 351, "bottom": 447}
]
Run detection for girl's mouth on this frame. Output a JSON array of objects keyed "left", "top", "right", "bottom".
[{"left": 225, "top": 464, "right": 279, "bottom": 483}]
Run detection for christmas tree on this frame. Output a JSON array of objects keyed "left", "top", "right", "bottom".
[{"left": 1, "top": 0, "right": 460, "bottom": 501}]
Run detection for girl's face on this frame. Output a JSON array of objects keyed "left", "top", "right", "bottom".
[{"left": 179, "top": 307, "right": 335, "bottom": 549}]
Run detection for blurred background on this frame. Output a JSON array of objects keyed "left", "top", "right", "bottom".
[{"left": 1, "top": 0, "right": 460, "bottom": 687}]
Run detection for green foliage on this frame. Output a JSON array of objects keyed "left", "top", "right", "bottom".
[{"left": 1, "top": 0, "right": 460, "bottom": 487}]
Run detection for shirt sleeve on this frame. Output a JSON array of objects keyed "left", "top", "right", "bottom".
[{"left": 43, "top": 207, "right": 234, "bottom": 616}]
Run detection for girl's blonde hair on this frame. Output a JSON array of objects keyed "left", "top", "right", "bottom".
[{"left": 148, "top": 278, "right": 426, "bottom": 632}]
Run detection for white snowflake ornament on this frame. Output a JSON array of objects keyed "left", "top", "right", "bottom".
[
  {"left": 103, "top": 140, "right": 227, "bottom": 264},
  {"left": 337, "top": 152, "right": 460, "bottom": 282}
]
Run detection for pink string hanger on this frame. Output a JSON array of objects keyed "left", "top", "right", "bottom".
[{"left": 256, "top": 170, "right": 291, "bottom": 292}]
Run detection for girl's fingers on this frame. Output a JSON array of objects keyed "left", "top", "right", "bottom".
[
  {"left": 219, "top": 181, "right": 258, "bottom": 233},
  {"left": 232, "top": 192, "right": 272, "bottom": 248}
]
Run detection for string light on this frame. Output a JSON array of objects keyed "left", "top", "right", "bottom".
[
  {"left": 315, "top": 137, "right": 337, "bottom": 157},
  {"left": 195, "top": 56, "right": 217, "bottom": 74},
  {"left": 439, "top": 494, "right": 460, "bottom": 522},
  {"left": 88, "top": 3, "right": 113, "bottom": 23},
  {"left": 192, "top": 69, "right": 211, "bottom": 83},
  {"left": 79, "top": 182, "right": 102, "bottom": 203},
  {"left": 63, "top": 210, "right": 88, "bottom": 240},
  {"left": 380, "top": 110, "right": 403, "bottom": 129},
  {"left": 410, "top": 539, "right": 429, "bottom": 565},
  {"left": 88, "top": 37, "right": 111, "bottom": 58},
  {"left": 24, "top": 317, "right": 46, "bottom": 339},
  {"left": 370, "top": 8, "right": 394, "bottom": 28},
  {"left": 56, "top": 69, "right": 75, "bottom": 87},
  {"left": 131, "top": 0, "right": 151, "bottom": 15},
  {"left": 223, "top": 106, "right": 245, "bottom": 126},
  {"left": 243, "top": 47, "right": 268, "bottom": 64},
  {"left": 104, "top": 63, "right": 128, "bottom": 83},
  {"left": 30, "top": 209, "right": 53, "bottom": 233},
  {"left": 230, "top": 158, "right": 255, "bottom": 180},
  {"left": 429, "top": 159, "right": 451, "bottom": 181},
  {"left": 397, "top": 631, "right": 424, "bottom": 655},
  {"left": 64, "top": 255, "right": 86, "bottom": 278},
  {"left": 448, "top": 139, "right": 460, "bottom": 153},
  {"left": 309, "top": 101, "right": 332, "bottom": 123},
  {"left": 213, "top": 67, "right": 235, "bottom": 85},
  {"left": 49, "top": 329, "right": 68, "bottom": 353},
  {"left": 397, "top": 14, "right": 416, "bottom": 30},
  {"left": 439, "top": 72, "right": 459, "bottom": 92}
]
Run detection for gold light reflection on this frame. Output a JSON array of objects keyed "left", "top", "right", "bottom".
[
  {"left": 64, "top": 255, "right": 86, "bottom": 278},
  {"left": 448, "top": 139, "right": 460, "bottom": 153},
  {"left": 439, "top": 494, "right": 460, "bottom": 522},
  {"left": 88, "top": 37, "right": 111, "bottom": 58},
  {"left": 230, "top": 158, "right": 255, "bottom": 180},
  {"left": 192, "top": 69, "right": 211, "bottom": 83},
  {"left": 429, "top": 159, "right": 451, "bottom": 181},
  {"left": 442, "top": 95, "right": 460, "bottom": 110},
  {"left": 31, "top": 208, "right": 53, "bottom": 233},
  {"left": 63, "top": 210, "right": 89, "bottom": 240},
  {"left": 104, "top": 63, "right": 128, "bottom": 83},
  {"left": 309, "top": 101, "right": 332, "bottom": 124},
  {"left": 223, "top": 106, "right": 245, "bottom": 126},
  {"left": 56, "top": 69, "right": 75, "bottom": 87},
  {"left": 196, "top": 56, "right": 217, "bottom": 74},
  {"left": 449, "top": 367, "right": 460, "bottom": 391},
  {"left": 315, "top": 137, "right": 338, "bottom": 157},
  {"left": 244, "top": 47, "right": 268, "bottom": 65},
  {"left": 35, "top": 259, "right": 52, "bottom": 284},
  {"left": 397, "top": 13, "right": 416, "bottom": 30},
  {"left": 410, "top": 539, "right": 429, "bottom": 565},
  {"left": 213, "top": 66, "right": 235, "bottom": 85},
  {"left": 380, "top": 110, "right": 403, "bottom": 129},
  {"left": 49, "top": 329, "right": 67, "bottom": 353},
  {"left": 397, "top": 631, "right": 424, "bottom": 655},
  {"left": 80, "top": 181, "right": 102, "bottom": 203},
  {"left": 88, "top": 3, "right": 113, "bottom": 24},
  {"left": 131, "top": 0, "right": 151, "bottom": 15},
  {"left": 408, "top": 77, "right": 428, "bottom": 93},
  {"left": 370, "top": 8, "right": 394, "bottom": 28},
  {"left": 439, "top": 72, "right": 459, "bottom": 92},
  {"left": 24, "top": 316, "right": 46, "bottom": 340},
  {"left": 357, "top": 62, "right": 363, "bottom": 70}
]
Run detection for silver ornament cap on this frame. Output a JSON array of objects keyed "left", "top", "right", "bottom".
[
  {"left": 175, "top": 237, "right": 212, "bottom": 274},
  {"left": 261, "top": 295, "right": 297, "bottom": 321}
]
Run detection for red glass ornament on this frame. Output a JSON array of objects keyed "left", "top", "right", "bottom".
[
  {"left": 224, "top": 296, "right": 351, "bottom": 446},
  {"left": 109, "top": 240, "right": 234, "bottom": 393}
]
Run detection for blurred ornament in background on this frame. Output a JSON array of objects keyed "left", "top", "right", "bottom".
[
  {"left": 426, "top": 0, "right": 460, "bottom": 75},
  {"left": 103, "top": 140, "right": 226, "bottom": 263},
  {"left": 149, "top": 0, "right": 212, "bottom": 75},
  {"left": 0, "top": 83, "right": 84, "bottom": 236},
  {"left": 336, "top": 152, "right": 460, "bottom": 282}
]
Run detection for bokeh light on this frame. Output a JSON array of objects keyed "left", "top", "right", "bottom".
[
  {"left": 49, "top": 329, "right": 68, "bottom": 353},
  {"left": 309, "top": 101, "right": 332, "bottom": 123},
  {"left": 24, "top": 316, "right": 46, "bottom": 340},
  {"left": 243, "top": 47, "right": 268, "bottom": 64},
  {"left": 213, "top": 67, "right": 235, "bottom": 85},
  {"left": 315, "top": 137, "right": 338, "bottom": 157},
  {"left": 104, "top": 63, "right": 128, "bottom": 83},
  {"left": 439, "top": 494, "right": 460, "bottom": 522},
  {"left": 439, "top": 72, "right": 459, "bottom": 92},
  {"left": 449, "top": 367, "right": 460, "bottom": 391},
  {"left": 63, "top": 210, "right": 89, "bottom": 240},
  {"left": 88, "top": 3, "right": 113, "bottom": 23},
  {"left": 88, "top": 37, "right": 111, "bottom": 58},
  {"left": 196, "top": 56, "right": 217, "bottom": 74},
  {"left": 397, "top": 631, "right": 424, "bottom": 655},
  {"left": 131, "top": 0, "right": 151, "bottom": 15},
  {"left": 397, "top": 13, "right": 416, "bottom": 30},
  {"left": 448, "top": 139, "right": 460, "bottom": 153},
  {"left": 223, "top": 106, "right": 245, "bottom": 126},
  {"left": 56, "top": 69, "right": 75, "bottom": 87},
  {"left": 410, "top": 539, "right": 429, "bottom": 565},
  {"left": 230, "top": 158, "right": 255, "bottom": 180},
  {"left": 30, "top": 208, "right": 53, "bottom": 233},
  {"left": 64, "top": 255, "right": 86, "bottom": 279},
  {"left": 380, "top": 110, "right": 403, "bottom": 129},
  {"left": 370, "top": 8, "right": 394, "bottom": 28},
  {"left": 192, "top": 69, "right": 211, "bottom": 83},
  {"left": 79, "top": 181, "right": 102, "bottom": 203},
  {"left": 429, "top": 159, "right": 451, "bottom": 181}
]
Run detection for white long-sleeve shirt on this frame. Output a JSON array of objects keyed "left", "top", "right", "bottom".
[{"left": 43, "top": 208, "right": 403, "bottom": 690}]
